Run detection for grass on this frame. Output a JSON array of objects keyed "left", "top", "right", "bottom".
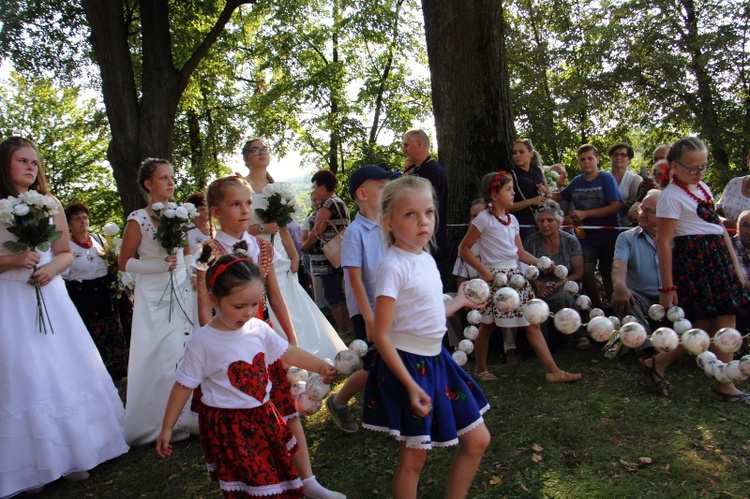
[{"left": 40, "top": 344, "right": 750, "bottom": 498}]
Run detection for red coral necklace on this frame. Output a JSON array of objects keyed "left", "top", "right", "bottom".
[
  {"left": 489, "top": 206, "right": 512, "bottom": 226},
  {"left": 673, "top": 178, "right": 713, "bottom": 206}
]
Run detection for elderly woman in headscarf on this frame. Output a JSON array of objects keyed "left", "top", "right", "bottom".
[{"left": 523, "top": 200, "right": 587, "bottom": 350}]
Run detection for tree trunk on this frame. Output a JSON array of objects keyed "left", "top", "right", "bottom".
[
  {"left": 82, "top": 0, "right": 253, "bottom": 216},
  {"left": 421, "top": 0, "right": 516, "bottom": 277}
]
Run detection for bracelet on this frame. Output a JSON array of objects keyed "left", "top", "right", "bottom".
[
  {"left": 658, "top": 285, "right": 678, "bottom": 293},
  {"left": 259, "top": 224, "right": 265, "bottom": 234}
]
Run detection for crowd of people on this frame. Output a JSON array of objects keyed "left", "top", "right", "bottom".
[{"left": 1, "top": 131, "right": 748, "bottom": 498}]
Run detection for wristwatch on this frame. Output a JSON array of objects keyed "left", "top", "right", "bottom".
[{"left": 259, "top": 224, "right": 265, "bottom": 234}]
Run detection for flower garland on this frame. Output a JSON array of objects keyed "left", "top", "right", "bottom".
[{"left": 490, "top": 170, "right": 509, "bottom": 194}]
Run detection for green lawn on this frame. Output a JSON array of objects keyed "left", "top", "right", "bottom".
[{"left": 40, "top": 346, "right": 750, "bottom": 498}]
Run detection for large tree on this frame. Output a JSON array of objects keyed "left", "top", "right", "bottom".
[
  {"left": 1, "top": 0, "right": 254, "bottom": 216},
  {"left": 421, "top": 0, "right": 516, "bottom": 274}
]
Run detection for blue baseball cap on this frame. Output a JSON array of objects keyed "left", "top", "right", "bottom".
[{"left": 348, "top": 165, "right": 401, "bottom": 198}]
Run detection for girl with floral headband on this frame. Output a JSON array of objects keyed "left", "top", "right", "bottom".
[{"left": 459, "top": 171, "right": 582, "bottom": 382}]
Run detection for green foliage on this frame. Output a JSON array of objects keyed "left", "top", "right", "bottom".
[{"left": 0, "top": 73, "right": 121, "bottom": 230}]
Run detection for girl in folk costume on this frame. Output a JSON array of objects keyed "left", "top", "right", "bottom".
[
  {"left": 459, "top": 171, "right": 582, "bottom": 383},
  {"left": 195, "top": 175, "right": 346, "bottom": 499},
  {"left": 157, "top": 248, "right": 338, "bottom": 498},
  {"left": 119, "top": 158, "right": 198, "bottom": 445},
  {"left": 646, "top": 136, "right": 749, "bottom": 403}
]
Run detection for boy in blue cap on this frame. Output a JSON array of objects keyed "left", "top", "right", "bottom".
[{"left": 326, "top": 165, "right": 400, "bottom": 433}]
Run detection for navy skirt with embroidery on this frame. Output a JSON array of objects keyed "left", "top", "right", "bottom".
[
  {"left": 362, "top": 346, "right": 489, "bottom": 449},
  {"left": 673, "top": 234, "right": 747, "bottom": 321}
]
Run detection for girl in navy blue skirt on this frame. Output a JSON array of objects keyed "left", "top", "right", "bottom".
[{"left": 362, "top": 176, "right": 490, "bottom": 498}]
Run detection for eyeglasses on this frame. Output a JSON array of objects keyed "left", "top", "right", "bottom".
[
  {"left": 675, "top": 161, "right": 710, "bottom": 175},
  {"left": 70, "top": 216, "right": 89, "bottom": 223},
  {"left": 611, "top": 152, "right": 629, "bottom": 158},
  {"left": 249, "top": 147, "right": 269, "bottom": 155},
  {"left": 638, "top": 207, "right": 656, "bottom": 216}
]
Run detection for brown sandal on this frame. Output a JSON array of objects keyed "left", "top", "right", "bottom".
[
  {"left": 474, "top": 371, "right": 498, "bottom": 381},
  {"left": 639, "top": 356, "right": 668, "bottom": 397}
]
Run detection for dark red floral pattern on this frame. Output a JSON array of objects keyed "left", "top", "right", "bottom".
[
  {"left": 673, "top": 234, "right": 748, "bottom": 321},
  {"left": 198, "top": 402, "right": 303, "bottom": 498},
  {"left": 227, "top": 354, "right": 268, "bottom": 403},
  {"left": 268, "top": 360, "right": 296, "bottom": 418}
]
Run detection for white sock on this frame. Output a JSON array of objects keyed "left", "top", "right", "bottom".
[{"left": 302, "top": 476, "right": 338, "bottom": 499}]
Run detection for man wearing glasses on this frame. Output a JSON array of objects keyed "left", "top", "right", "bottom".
[{"left": 611, "top": 189, "right": 662, "bottom": 333}]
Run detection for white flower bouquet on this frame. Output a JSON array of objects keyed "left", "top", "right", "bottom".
[
  {"left": 542, "top": 166, "right": 560, "bottom": 193},
  {"left": 0, "top": 190, "right": 62, "bottom": 334},
  {"left": 151, "top": 202, "right": 196, "bottom": 324},
  {"left": 255, "top": 183, "right": 297, "bottom": 244},
  {"left": 99, "top": 222, "right": 128, "bottom": 299}
]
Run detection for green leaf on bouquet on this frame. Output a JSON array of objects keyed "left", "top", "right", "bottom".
[{"left": 3, "top": 240, "right": 29, "bottom": 252}]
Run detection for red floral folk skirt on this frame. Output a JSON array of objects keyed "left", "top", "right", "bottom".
[{"left": 199, "top": 402, "right": 303, "bottom": 498}]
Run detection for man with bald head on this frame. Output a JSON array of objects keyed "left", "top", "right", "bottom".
[
  {"left": 402, "top": 129, "right": 448, "bottom": 263},
  {"left": 611, "top": 189, "right": 662, "bottom": 331}
]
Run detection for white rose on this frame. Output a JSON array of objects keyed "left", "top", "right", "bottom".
[
  {"left": 151, "top": 202, "right": 165, "bottom": 211},
  {"left": 103, "top": 222, "right": 120, "bottom": 237},
  {"left": 114, "top": 238, "right": 123, "bottom": 252},
  {"left": 175, "top": 206, "right": 189, "bottom": 219},
  {"left": 163, "top": 209, "right": 177, "bottom": 218},
  {"left": 13, "top": 204, "right": 30, "bottom": 216},
  {"left": 0, "top": 212, "right": 12, "bottom": 224},
  {"left": 182, "top": 202, "right": 197, "bottom": 217},
  {"left": 167, "top": 202, "right": 178, "bottom": 210},
  {"left": 548, "top": 171, "right": 560, "bottom": 180},
  {"left": 0, "top": 198, "right": 12, "bottom": 214}
]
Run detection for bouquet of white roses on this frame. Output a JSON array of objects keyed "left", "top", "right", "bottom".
[
  {"left": 542, "top": 166, "right": 560, "bottom": 193},
  {"left": 151, "top": 201, "right": 197, "bottom": 324},
  {"left": 254, "top": 183, "right": 298, "bottom": 244},
  {"left": 0, "top": 190, "right": 62, "bottom": 334},
  {"left": 99, "top": 222, "right": 128, "bottom": 299}
]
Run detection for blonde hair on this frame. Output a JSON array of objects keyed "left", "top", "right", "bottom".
[
  {"left": 380, "top": 176, "right": 437, "bottom": 251},
  {"left": 205, "top": 174, "right": 252, "bottom": 236}
]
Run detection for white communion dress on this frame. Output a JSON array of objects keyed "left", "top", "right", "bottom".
[
  {"left": 122, "top": 209, "right": 198, "bottom": 446},
  {"left": 252, "top": 192, "right": 345, "bottom": 360},
  {"left": 0, "top": 223, "right": 129, "bottom": 497}
]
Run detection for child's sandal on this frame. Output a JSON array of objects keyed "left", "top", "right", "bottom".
[{"left": 474, "top": 371, "right": 497, "bottom": 381}]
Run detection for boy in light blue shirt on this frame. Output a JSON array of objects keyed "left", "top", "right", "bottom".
[{"left": 326, "top": 165, "right": 400, "bottom": 433}]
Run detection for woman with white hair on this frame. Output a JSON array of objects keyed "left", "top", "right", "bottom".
[{"left": 523, "top": 200, "right": 587, "bottom": 349}]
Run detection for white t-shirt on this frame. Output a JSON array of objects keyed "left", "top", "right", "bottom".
[
  {"left": 65, "top": 236, "right": 109, "bottom": 281},
  {"left": 716, "top": 176, "right": 750, "bottom": 224},
  {"left": 187, "top": 226, "right": 211, "bottom": 256},
  {"left": 470, "top": 209, "right": 519, "bottom": 264},
  {"left": 376, "top": 246, "right": 446, "bottom": 356},
  {"left": 657, "top": 182, "right": 724, "bottom": 237},
  {"left": 175, "top": 319, "right": 289, "bottom": 409}
]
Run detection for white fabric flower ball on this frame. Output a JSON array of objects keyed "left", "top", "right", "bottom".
[
  {"left": 286, "top": 366, "right": 309, "bottom": 384},
  {"left": 666, "top": 306, "right": 685, "bottom": 323},
  {"left": 458, "top": 339, "right": 475, "bottom": 354},
  {"left": 621, "top": 315, "right": 638, "bottom": 325},
  {"left": 553, "top": 265, "right": 568, "bottom": 279},
  {"left": 536, "top": 256, "right": 553, "bottom": 271},
  {"left": 563, "top": 280, "right": 579, "bottom": 294},
  {"left": 553, "top": 308, "right": 581, "bottom": 335},
  {"left": 452, "top": 350, "right": 468, "bottom": 366},
  {"left": 589, "top": 308, "right": 605, "bottom": 319},
  {"left": 672, "top": 318, "right": 692, "bottom": 335},
  {"left": 334, "top": 350, "right": 361, "bottom": 375},
  {"left": 681, "top": 328, "right": 711, "bottom": 355},
  {"left": 712, "top": 327, "right": 744, "bottom": 354},
  {"left": 493, "top": 287, "right": 521, "bottom": 313},
  {"left": 575, "top": 295, "right": 592, "bottom": 311},
  {"left": 648, "top": 304, "right": 666, "bottom": 321},
  {"left": 509, "top": 274, "right": 526, "bottom": 290},
  {"left": 304, "top": 374, "right": 331, "bottom": 402},
  {"left": 651, "top": 327, "right": 680, "bottom": 353},
  {"left": 608, "top": 316, "right": 621, "bottom": 329},
  {"left": 466, "top": 310, "right": 482, "bottom": 325},
  {"left": 295, "top": 392, "right": 322, "bottom": 416},
  {"left": 524, "top": 266, "right": 540, "bottom": 281},
  {"left": 290, "top": 381, "right": 306, "bottom": 398},
  {"left": 464, "top": 279, "right": 490, "bottom": 304},
  {"left": 587, "top": 316, "right": 615, "bottom": 342},
  {"left": 463, "top": 325, "right": 479, "bottom": 341},
  {"left": 619, "top": 322, "right": 647, "bottom": 349},
  {"left": 492, "top": 272, "right": 508, "bottom": 288},
  {"left": 348, "top": 339, "right": 369, "bottom": 358},
  {"left": 522, "top": 299, "right": 550, "bottom": 324}
]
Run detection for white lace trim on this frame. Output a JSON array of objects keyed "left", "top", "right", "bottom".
[{"left": 220, "top": 478, "right": 303, "bottom": 495}]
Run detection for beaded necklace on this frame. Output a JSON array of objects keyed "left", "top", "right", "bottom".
[
  {"left": 489, "top": 206, "right": 511, "bottom": 226},
  {"left": 72, "top": 234, "right": 93, "bottom": 249},
  {"left": 673, "top": 178, "right": 713, "bottom": 207}
]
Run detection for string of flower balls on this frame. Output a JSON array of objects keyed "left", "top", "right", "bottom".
[{"left": 447, "top": 258, "right": 750, "bottom": 385}]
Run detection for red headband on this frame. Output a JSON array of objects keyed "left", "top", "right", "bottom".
[
  {"left": 491, "top": 170, "right": 509, "bottom": 194},
  {"left": 208, "top": 258, "right": 253, "bottom": 289}
]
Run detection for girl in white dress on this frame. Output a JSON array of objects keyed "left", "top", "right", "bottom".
[
  {"left": 0, "top": 136, "right": 128, "bottom": 497},
  {"left": 243, "top": 139, "right": 345, "bottom": 360},
  {"left": 119, "top": 158, "right": 198, "bottom": 445}
]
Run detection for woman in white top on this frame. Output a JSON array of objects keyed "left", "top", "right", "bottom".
[
  {"left": 63, "top": 202, "right": 128, "bottom": 379},
  {"left": 608, "top": 142, "right": 642, "bottom": 227}
]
